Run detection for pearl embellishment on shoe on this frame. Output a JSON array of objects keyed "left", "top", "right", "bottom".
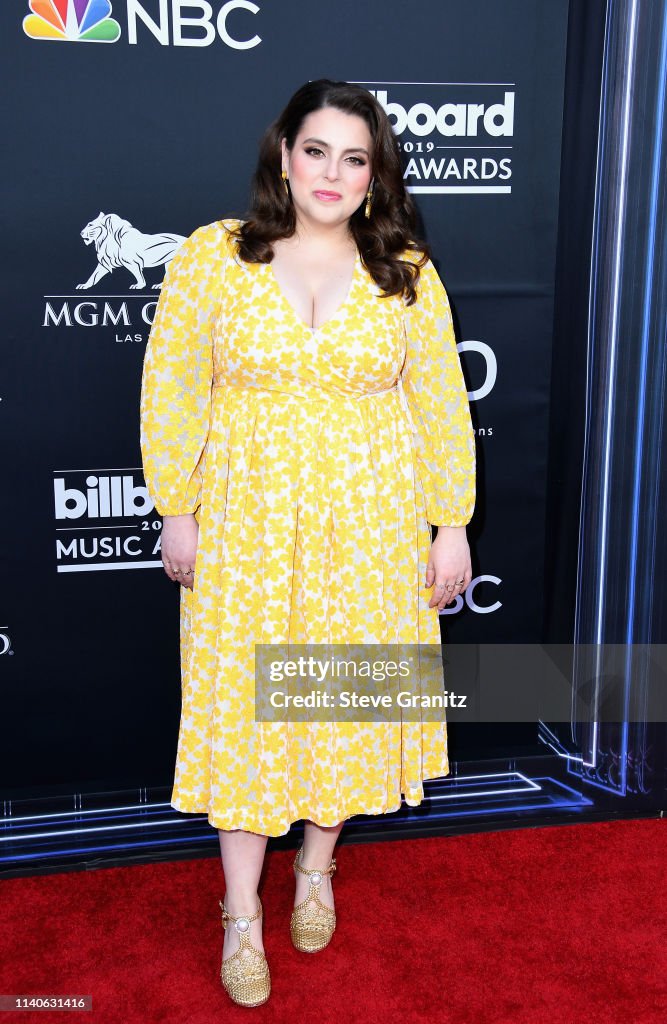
[
  {"left": 235, "top": 917, "right": 250, "bottom": 933},
  {"left": 310, "top": 872, "right": 322, "bottom": 886}
]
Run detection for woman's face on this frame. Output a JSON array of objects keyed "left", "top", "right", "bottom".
[{"left": 281, "top": 106, "right": 373, "bottom": 230}]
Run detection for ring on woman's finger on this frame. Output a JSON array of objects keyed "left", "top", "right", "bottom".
[{"left": 435, "top": 583, "right": 446, "bottom": 590}]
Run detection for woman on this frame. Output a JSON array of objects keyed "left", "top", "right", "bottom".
[{"left": 140, "top": 79, "right": 476, "bottom": 1008}]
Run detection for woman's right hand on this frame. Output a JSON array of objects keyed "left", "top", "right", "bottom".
[{"left": 161, "top": 513, "right": 199, "bottom": 589}]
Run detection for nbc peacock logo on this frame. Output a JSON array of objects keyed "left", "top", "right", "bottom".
[{"left": 23, "top": 0, "right": 121, "bottom": 43}]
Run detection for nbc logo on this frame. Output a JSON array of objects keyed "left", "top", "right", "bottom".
[{"left": 23, "top": 0, "right": 121, "bottom": 43}]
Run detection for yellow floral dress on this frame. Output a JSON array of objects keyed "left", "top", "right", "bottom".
[{"left": 140, "top": 218, "right": 476, "bottom": 837}]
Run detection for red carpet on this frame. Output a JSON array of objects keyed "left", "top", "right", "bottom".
[{"left": 1, "top": 819, "right": 665, "bottom": 1024}]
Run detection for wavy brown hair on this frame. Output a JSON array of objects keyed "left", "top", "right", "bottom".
[{"left": 229, "top": 79, "right": 429, "bottom": 305}]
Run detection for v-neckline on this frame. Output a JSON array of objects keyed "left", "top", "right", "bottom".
[{"left": 266, "top": 251, "right": 360, "bottom": 332}]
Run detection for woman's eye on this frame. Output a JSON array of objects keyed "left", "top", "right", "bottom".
[{"left": 302, "top": 147, "right": 366, "bottom": 166}]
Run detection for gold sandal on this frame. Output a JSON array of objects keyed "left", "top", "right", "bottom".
[
  {"left": 290, "top": 845, "right": 337, "bottom": 953},
  {"left": 219, "top": 896, "right": 271, "bottom": 1007}
]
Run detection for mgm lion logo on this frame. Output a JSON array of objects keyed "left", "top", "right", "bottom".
[{"left": 77, "top": 212, "right": 186, "bottom": 290}]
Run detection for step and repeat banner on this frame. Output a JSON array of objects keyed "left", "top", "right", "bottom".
[{"left": 2, "top": 1, "right": 568, "bottom": 796}]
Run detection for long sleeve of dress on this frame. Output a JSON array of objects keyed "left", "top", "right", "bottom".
[
  {"left": 401, "top": 257, "right": 476, "bottom": 527},
  {"left": 140, "top": 221, "right": 228, "bottom": 517}
]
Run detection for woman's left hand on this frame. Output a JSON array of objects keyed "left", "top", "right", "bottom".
[{"left": 425, "top": 525, "right": 472, "bottom": 609}]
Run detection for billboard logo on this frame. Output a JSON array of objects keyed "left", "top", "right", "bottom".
[
  {"left": 371, "top": 90, "right": 514, "bottom": 138},
  {"left": 355, "top": 82, "right": 515, "bottom": 195},
  {"left": 53, "top": 469, "right": 163, "bottom": 572},
  {"left": 23, "top": 0, "right": 121, "bottom": 43},
  {"left": 54, "top": 474, "right": 154, "bottom": 519}
]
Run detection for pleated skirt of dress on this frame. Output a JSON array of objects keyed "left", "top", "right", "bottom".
[{"left": 171, "top": 382, "right": 449, "bottom": 837}]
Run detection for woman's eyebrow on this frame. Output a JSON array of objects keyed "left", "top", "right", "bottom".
[{"left": 302, "top": 136, "right": 369, "bottom": 156}]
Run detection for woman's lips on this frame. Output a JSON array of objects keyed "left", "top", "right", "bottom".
[{"left": 313, "top": 190, "right": 342, "bottom": 201}]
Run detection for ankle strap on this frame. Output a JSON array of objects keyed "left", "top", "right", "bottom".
[
  {"left": 219, "top": 897, "right": 262, "bottom": 928},
  {"left": 293, "top": 846, "right": 337, "bottom": 878}
]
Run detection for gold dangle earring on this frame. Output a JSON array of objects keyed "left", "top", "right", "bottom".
[
  {"left": 282, "top": 169, "right": 290, "bottom": 196},
  {"left": 364, "top": 180, "right": 374, "bottom": 219}
]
